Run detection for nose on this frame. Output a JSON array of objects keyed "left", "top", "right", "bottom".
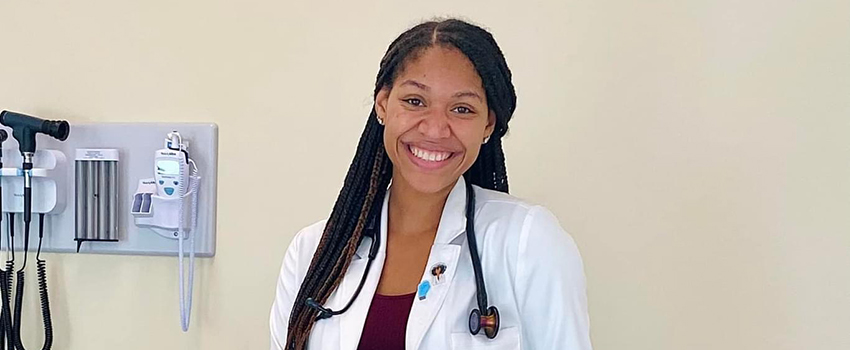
[{"left": 417, "top": 110, "right": 451, "bottom": 139}]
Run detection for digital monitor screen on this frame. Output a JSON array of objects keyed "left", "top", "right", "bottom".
[{"left": 156, "top": 160, "right": 180, "bottom": 175}]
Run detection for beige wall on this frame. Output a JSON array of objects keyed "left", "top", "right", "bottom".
[{"left": 0, "top": 0, "right": 848, "bottom": 349}]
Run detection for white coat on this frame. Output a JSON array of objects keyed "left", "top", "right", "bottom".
[{"left": 270, "top": 177, "right": 592, "bottom": 350}]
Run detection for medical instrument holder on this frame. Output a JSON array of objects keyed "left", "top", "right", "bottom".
[
  {"left": 0, "top": 123, "right": 216, "bottom": 256},
  {"left": 74, "top": 149, "right": 120, "bottom": 252},
  {"left": 0, "top": 149, "right": 66, "bottom": 216},
  {"left": 131, "top": 174, "right": 201, "bottom": 240},
  {"left": 0, "top": 123, "right": 217, "bottom": 257},
  {"left": 130, "top": 132, "right": 201, "bottom": 332}
]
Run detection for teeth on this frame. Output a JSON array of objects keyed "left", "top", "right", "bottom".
[{"left": 410, "top": 145, "right": 451, "bottom": 162}]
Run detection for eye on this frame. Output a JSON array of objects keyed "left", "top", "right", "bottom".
[
  {"left": 452, "top": 106, "right": 474, "bottom": 114},
  {"left": 403, "top": 98, "right": 424, "bottom": 107}
]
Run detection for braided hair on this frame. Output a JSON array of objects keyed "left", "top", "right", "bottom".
[{"left": 285, "top": 18, "right": 517, "bottom": 349}]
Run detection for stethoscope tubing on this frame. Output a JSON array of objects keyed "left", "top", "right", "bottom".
[{"left": 305, "top": 179, "right": 499, "bottom": 338}]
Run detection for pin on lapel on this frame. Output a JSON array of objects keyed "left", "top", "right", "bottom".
[
  {"left": 417, "top": 280, "right": 431, "bottom": 300},
  {"left": 430, "top": 262, "right": 448, "bottom": 285}
]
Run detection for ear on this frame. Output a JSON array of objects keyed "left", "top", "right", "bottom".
[
  {"left": 484, "top": 110, "right": 497, "bottom": 139},
  {"left": 375, "top": 87, "right": 391, "bottom": 121}
]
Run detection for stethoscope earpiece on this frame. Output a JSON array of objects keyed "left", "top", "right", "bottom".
[{"left": 468, "top": 306, "right": 500, "bottom": 339}]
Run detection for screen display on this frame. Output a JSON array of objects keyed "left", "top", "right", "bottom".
[{"left": 156, "top": 160, "right": 180, "bottom": 175}]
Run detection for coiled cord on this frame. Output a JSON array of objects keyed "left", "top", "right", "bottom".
[
  {"left": 0, "top": 261, "right": 14, "bottom": 350},
  {"left": 2, "top": 214, "right": 16, "bottom": 350},
  {"left": 13, "top": 213, "right": 52, "bottom": 350},
  {"left": 34, "top": 213, "right": 52, "bottom": 350},
  {"left": 177, "top": 169, "right": 200, "bottom": 332},
  {"left": 12, "top": 270, "right": 24, "bottom": 350},
  {"left": 34, "top": 260, "right": 51, "bottom": 350},
  {"left": 12, "top": 217, "right": 28, "bottom": 350},
  {"left": 0, "top": 195, "right": 3, "bottom": 349}
]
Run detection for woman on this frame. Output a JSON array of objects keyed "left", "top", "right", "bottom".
[{"left": 270, "top": 18, "right": 591, "bottom": 350}]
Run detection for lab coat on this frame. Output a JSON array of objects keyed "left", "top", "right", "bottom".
[{"left": 270, "top": 177, "right": 592, "bottom": 350}]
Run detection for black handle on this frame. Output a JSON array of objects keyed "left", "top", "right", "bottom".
[{"left": 0, "top": 111, "right": 69, "bottom": 154}]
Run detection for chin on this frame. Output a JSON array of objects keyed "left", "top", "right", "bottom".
[{"left": 399, "top": 172, "right": 458, "bottom": 195}]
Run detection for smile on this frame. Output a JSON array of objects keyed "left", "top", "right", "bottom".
[
  {"left": 405, "top": 144, "right": 458, "bottom": 170},
  {"left": 409, "top": 145, "right": 452, "bottom": 162}
]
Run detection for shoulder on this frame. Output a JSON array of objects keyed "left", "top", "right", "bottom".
[
  {"left": 291, "top": 219, "right": 326, "bottom": 252},
  {"left": 283, "top": 219, "right": 327, "bottom": 269},
  {"left": 472, "top": 185, "right": 563, "bottom": 237},
  {"left": 472, "top": 185, "right": 535, "bottom": 220},
  {"left": 471, "top": 185, "right": 583, "bottom": 271},
  {"left": 275, "top": 219, "right": 328, "bottom": 296}
]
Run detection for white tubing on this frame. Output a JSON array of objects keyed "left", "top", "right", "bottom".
[{"left": 178, "top": 161, "right": 200, "bottom": 332}]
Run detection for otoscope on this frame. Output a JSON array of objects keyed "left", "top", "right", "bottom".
[{"left": 0, "top": 110, "right": 68, "bottom": 350}]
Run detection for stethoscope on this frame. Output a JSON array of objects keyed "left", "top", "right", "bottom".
[{"left": 306, "top": 180, "right": 501, "bottom": 339}]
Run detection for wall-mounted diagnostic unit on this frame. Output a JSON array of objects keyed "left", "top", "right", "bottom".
[{"left": 0, "top": 110, "right": 218, "bottom": 338}]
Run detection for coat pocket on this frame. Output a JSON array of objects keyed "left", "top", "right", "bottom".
[{"left": 450, "top": 327, "right": 521, "bottom": 349}]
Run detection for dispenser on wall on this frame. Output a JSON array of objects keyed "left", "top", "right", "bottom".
[{"left": 75, "top": 149, "right": 120, "bottom": 252}]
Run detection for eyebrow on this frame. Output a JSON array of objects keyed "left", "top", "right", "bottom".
[
  {"left": 399, "top": 80, "right": 483, "bottom": 101},
  {"left": 453, "top": 91, "right": 483, "bottom": 101},
  {"left": 400, "top": 79, "right": 430, "bottom": 91}
]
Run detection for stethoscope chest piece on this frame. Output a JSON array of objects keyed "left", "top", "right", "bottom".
[{"left": 468, "top": 306, "right": 500, "bottom": 339}]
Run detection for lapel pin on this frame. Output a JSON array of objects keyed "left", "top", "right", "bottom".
[
  {"left": 417, "top": 280, "right": 431, "bottom": 300},
  {"left": 430, "top": 263, "right": 448, "bottom": 285}
]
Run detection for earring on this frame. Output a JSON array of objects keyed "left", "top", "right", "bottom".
[
  {"left": 377, "top": 116, "right": 385, "bottom": 125},
  {"left": 483, "top": 136, "right": 490, "bottom": 144}
]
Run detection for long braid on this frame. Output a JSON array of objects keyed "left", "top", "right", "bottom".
[
  {"left": 285, "top": 18, "right": 516, "bottom": 349},
  {"left": 287, "top": 112, "right": 391, "bottom": 349},
  {"left": 440, "top": 20, "right": 514, "bottom": 192},
  {"left": 466, "top": 136, "right": 509, "bottom": 193}
]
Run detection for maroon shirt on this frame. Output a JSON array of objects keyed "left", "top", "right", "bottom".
[{"left": 357, "top": 292, "right": 416, "bottom": 350}]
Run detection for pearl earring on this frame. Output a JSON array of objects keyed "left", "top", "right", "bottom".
[
  {"left": 377, "top": 116, "right": 385, "bottom": 125},
  {"left": 483, "top": 136, "right": 491, "bottom": 144}
]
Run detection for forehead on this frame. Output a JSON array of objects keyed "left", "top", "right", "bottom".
[{"left": 393, "top": 46, "right": 484, "bottom": 94}]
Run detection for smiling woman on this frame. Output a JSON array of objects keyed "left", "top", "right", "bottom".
[
  {"left": 269, "top": 18, "right": 591, "bottom": 350},
  {"left": 377, "top": 46, "right": 495, "bottom": 194}
]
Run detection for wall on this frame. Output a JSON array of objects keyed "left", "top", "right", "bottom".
[{"left": 0, "top": 0, "right": 847, "bottom": 349}]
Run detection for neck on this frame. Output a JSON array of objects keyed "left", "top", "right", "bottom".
[{"left": 388, "top": 173, "right": 457, "bottom": 237}]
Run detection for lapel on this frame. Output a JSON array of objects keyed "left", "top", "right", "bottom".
[
  {"left": 405, "top": 177, "right": 469, "bottom": 350},
  {"left": 337, "top": 191, "right": 389, "bottom": 350},
  {"left": 334, "top": 177, "right": 472, "bottom": 350}
]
